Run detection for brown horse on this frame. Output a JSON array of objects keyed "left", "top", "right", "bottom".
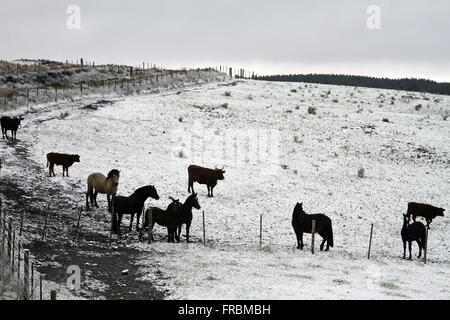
[{"left": 86, "top": 169, "right": 120, "bottom": 212}]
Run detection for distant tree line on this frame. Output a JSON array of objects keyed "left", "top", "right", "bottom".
[{"left": 254, "top": 74, "right": 450, "bottom": 96}]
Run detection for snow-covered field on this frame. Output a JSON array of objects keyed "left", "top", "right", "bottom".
[{"left": 3, "top": 78, "right": 449, "bottom": 299}]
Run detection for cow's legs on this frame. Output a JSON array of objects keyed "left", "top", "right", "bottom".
[
  {"left": 106, "top": 194, "right": 111, "bottom": 211},
  {"left": 207, "top": 185, "right": 211, "bottom": 197},
  {"left": 408, "top": 241, "right": 412, "bottom": 260},
  {"left": 211, "top": 186, "right": 214, "bottom": 197},
  {"left": 403, "top": 240, "right": 406, "bottom": 259}
]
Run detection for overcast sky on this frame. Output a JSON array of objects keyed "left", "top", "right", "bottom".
[{"left": 1, "top": 0, "right": 449, "bottom": 81}]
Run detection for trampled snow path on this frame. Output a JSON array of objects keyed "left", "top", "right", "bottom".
[{"left": 2, "top": 78, "right": 449, "bottom": 299}]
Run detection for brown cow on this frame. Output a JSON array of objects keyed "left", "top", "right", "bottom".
[
  {"left": 406, "top": 202, "right": 445, "bottom": 227},
  {"left": 46, "top": 153, "right": 80, "bottom": 177},
  {"left": 188, "top": 165, "right": 225, "bottom": 197}
]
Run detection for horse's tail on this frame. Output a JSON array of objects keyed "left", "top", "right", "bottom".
[{"left": 327, "top": 221, "right": 334, "bottom": 248}]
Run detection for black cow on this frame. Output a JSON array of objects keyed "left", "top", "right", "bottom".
[{"left": 1, "top": 116, "right": 24, "bottom": 141}]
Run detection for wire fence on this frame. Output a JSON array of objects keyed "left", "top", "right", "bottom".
[
  {"left": 0, "top": 67, "right": 228, "bottom": 112},
  {"left": 0, "top": 62, "right": 258, "bottom": 113},
  {"left": 0, "top": 198, "right": 56, "bottom": 300}
]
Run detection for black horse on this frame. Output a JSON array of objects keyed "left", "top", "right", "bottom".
[
  {"left": 112, "top": 185, "right": 159, "bottom": 235},
  {"left": 144, "top": 197, "right": 182, "bottom": 242},
  {"left": 292, "top": 202, "right": 334, "bottom": 251},
  {"left": 177, "top": 193, "right": 201, "bottom": 243},
  {"left": 401, "top": 214, "right": 426, "bottom": 260}
]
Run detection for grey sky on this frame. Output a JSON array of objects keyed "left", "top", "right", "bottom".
[{"left": 1, "top": 0, "right": 449, "bottom": 81}]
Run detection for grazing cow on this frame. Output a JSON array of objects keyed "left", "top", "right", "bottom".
[
  {"left": 188, "top": 165, "right": 225, "bottom": 197},
  {"left": 401, "top": 214, "right": 426, "bottom": 260},
  {"left": 406, "top": 202, "right": 445, "bottom": 228},
  {"left": 46, "top": 153, "right": 80, "bottom": 177},
  {"left": 1, "top": 116, "right": 23, "bottom": 141}
]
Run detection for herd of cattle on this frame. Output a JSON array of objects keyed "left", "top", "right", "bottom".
[{"left": 0, "top": 113, "right": 447, "bottom": 260}]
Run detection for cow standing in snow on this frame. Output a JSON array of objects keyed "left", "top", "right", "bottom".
[
  {"left": 406, "top": 202, "right": 445, "bottom": 228},
  {"left": 187, "top": 165, "right": 225, "bottom": 197},
  {"left": 46, "top": 153, "right": 80, "bottom": 177},
  {"left": 1, "top": 116, "right": 24, "bottom": 141}
]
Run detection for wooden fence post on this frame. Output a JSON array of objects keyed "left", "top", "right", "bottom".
[
  {"left": 139, "top": 207, "right": 145, "bottom": 241},
  {"left": 19, "top": 211, "right": 24, "bottom": 237},
  {"left": 73, "top": 207, "right": 83, "bottom": 242},
  {"left": 24, "top": 249, "right": 30, "bottom": 300},
  {"left": 202, "top": 211, "right": 206, "bottom": 246},
  {"left": 110, "top": 204, "right": 115, "bottom": 245},
  {"left": 1, "top": 210, "right": 5, "bottom": 254},
  {"left": 42, "top": 208, "right": 49, "bottom": 241},
  {"left": 368, "top": 223, "right": 374, "bottom": 259},
  {"left": 7, "top": 217, "right": 12, "bottom": 258},
  {"left": 17, "top": 242, "right": 21, "bottom": 280},
  {"left": 259, "top": 215, "right": 263, "bottom": 249},
  {"left": 147, "top": 208, "right": 153, "bottom": 244},
  {"left": 40, "top": 274, "right": 44, "bottom": 300},
  {"left": 11, "top": 230, "right": 15, "bottom": 272},
  {"left": 311, "top": 220, "right": 316, "bottom": 254},
  {"left": 424, "top": 227, "right": 429, "bottom": 264},
  {"left": 31, "top": 263, "right": 34, "bottom": 300}
]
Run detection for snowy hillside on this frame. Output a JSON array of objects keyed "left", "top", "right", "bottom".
[{"left": 1, "top": 78, "right": 449, "bottom": 299}]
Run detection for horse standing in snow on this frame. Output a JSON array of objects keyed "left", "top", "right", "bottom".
[
  {"left": 401, "top": 214, "right": 426, "bottom": 260},
  {"left": 112, "top": 185, "right": 159, "bottom": 235},
  {"left": 292, "top": 203, "right": 334, "bottom": 251},
  {"left": 86, "top": 169, "right": 120, "bottom": 212},
  {"left": 144, "top": 197, "right": 183, "bottom": 242},
  {"left": 176, "top": 193, "right": 201, "bottom": 243}
]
